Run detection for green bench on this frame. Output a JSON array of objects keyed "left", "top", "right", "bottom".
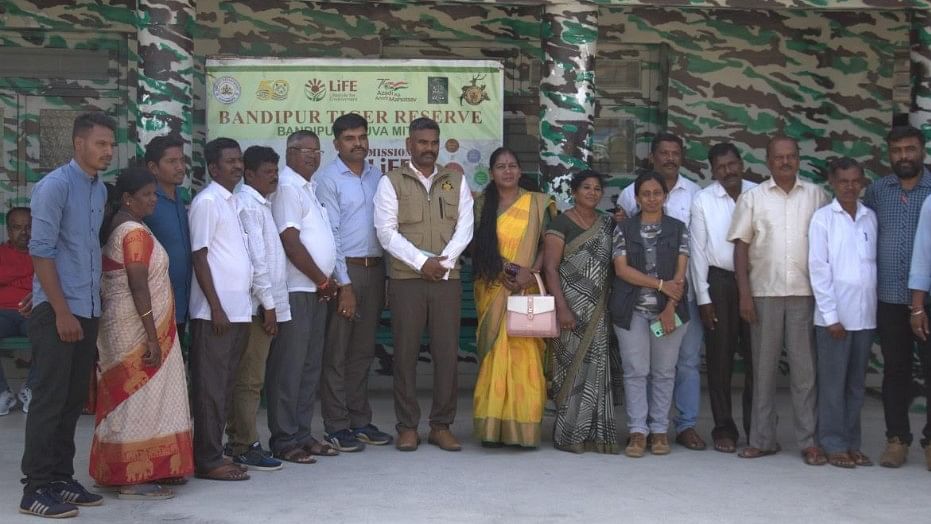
[{"left": 373, "top": 264, "right": 479, "bottom": 375}]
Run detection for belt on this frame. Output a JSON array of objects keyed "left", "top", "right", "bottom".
[
  {"left": 346, "top": 256, "right": 383, "bottom": 268},
  {"left": 708, "top": 266, "right": 735, "bottom": 276}
]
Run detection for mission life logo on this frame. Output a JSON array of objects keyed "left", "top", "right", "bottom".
[
  {"left": 305, "top": 78, "right": 358, "bottom": 102},
  {"left": 375, "top": 79, "right": 417, "bottom": 103}
]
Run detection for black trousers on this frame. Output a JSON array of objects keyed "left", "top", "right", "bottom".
[
  {"left": 877, "top": 302, "right": 931, "bottom": 445},
  {"left": 704, "top": 267, "right": 753, "bottom": 442},
  {"left": 21, "top": 303, "right": 98, "bottom": 494}
]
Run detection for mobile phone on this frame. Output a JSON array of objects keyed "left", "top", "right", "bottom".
[{"left": 650, "top": 314, "right": 682, "bottom": 337}]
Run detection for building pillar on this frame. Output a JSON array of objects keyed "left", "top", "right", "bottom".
[
  {"left": 910, "top": 9, "right": 931, "bottom": 153},
  {"left": 137, "top": 0, "right": 195, "bottom": 165},
  {"left": 539, "top": 1, "right": 598, "bottom": 206}
]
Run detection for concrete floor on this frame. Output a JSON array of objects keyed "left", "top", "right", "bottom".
[{"left": 0, "top": 385, "right": 929, "bottom": 524}]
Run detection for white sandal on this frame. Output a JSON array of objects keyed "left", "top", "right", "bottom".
[{"left": 117, "top": 483, "right": 174, "bottom": 500}]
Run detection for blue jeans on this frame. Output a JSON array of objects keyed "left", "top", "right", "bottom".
[
  {"left": 0, "top": 309, "right": 34, "bottom": 392},
  {"left": 673, "top": 299, "right": 704, "bottom": 432},
  {"left": 615, "top": 312, "right": 689, "bottom": 435},
  {"left": 815, "top": 327, "right": 874, "bottom": 454}
]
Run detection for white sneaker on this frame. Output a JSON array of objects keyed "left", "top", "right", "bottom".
[
  {"left": 18, "top": 385, "right": 31, "bottom": 414},
  {"left": 0, "top": 389, "right": 16, "bottom": 416}
]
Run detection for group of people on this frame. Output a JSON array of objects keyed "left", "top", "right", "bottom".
[{"left": 7, "top": 109, "right": 931, "bottom": 519}]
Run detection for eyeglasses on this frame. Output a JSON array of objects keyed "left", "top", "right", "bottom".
[{"left": 288, "top": 147, "right": 322, "bottom": 156}]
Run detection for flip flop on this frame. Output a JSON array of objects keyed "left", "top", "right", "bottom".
[
  {"left": 157, "top": 477, "right": 188, "bottom": 485},
  {"left": 849, "top": 450, "right": 873, "bottom": 467},
  {"left": 738, "top": 445, "right": 781, "bottom": 459},
  {"left": 802, "top": 446, "right": 828, "bottom": 466},
  {"left": 118, "top": 484, "right": 175, "bottom": 500},
  {"left": 195, "top": 463, "right": 250, "bottom": 481},
  {"left": 304, "top": 440, "right": 339, "bottom": 457},
  {"left": 274, "top": 446, "right": 317, "bottom": 464},
  {"left": 827, "top": 452, "right": 856, "bottom": 469}
]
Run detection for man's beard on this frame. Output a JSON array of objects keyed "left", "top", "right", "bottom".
[{"left": 893, "top": 160, "right": 922, "bottom": 179}]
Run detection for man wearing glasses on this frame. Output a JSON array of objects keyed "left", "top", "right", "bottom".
[{"left": 267, "top": 130, "right": 341, "bottom": 464}]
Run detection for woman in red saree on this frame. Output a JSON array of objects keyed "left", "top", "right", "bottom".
[{"left": 90, "top": 168, "right": 193, "bottom": 499}]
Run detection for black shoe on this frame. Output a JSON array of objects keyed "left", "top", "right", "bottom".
[
  {"left": 20, "top": 487, "right": 79, "bottom": 518},
  {"left": 326, "top": 429, "right": 366, "bottom": 452},
  {"left": 48, "top": 479, "right": 103, "bottom": 506},
  {"left": 352, "top": 424, "right": 393, "bottom": 446}
]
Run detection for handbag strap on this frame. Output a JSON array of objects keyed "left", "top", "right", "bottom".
[{"left": 521, "top": 272, "right": 548, "bottom": 296}]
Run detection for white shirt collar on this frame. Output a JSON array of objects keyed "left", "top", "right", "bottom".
[
  {"left": 408, "top": 160, "right": 438, "bottom": 178},
  {"left": 829, "top": 198, "right": 867, "bottom": 220},
  {"left": 209, "top": 180, "right": 235, "bottom": 200},
  {"left": 282, "top": 164, "right": 313, "bottom": 187},
  {"left": 238, "top": 183, "right": 268, "bottom": 205}
]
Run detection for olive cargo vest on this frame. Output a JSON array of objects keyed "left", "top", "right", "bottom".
[{"left": 385, "top": 163, "right": 463, "bottom": 280}]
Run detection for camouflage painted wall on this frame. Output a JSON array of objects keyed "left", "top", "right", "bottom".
[{"left": 601, "top": 7, "right": 907, "bottom": 184}]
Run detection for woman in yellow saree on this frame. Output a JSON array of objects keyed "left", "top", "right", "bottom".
[
  {"left": 90, "top": 168, "right": 194, "bottom": 499},
  {"left": 472, "top": 148, "right": 554, "bottom": 448}
]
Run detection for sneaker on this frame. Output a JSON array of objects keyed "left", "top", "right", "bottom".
[
  {"left": 18, "top": 385, "right": 31, "bottom": 414},
  {"left": 880, "top": 437, "right": 909, "bottom": 468},
  {"left": 48, "top": 479, "right": 103, "bottom": 506},
  {"left": 325, "top": 429, "right": 366, "bottom": 452},
  {"left": 19, "top": 487, "right": 79, "bottom": 518},
  {"left": 0, "top": 389, "right": 16, "bottom": 416},
  {"left": 649, "top": 433, "right": 671, "bottom": 455},
  {"left": 232, "top": 442, "right": 283, "bottom": 471},
  {"left": 352, "top": 424, "right": 393, "bottom": 446},
  {"left": 625, "top": 432, "right": 647, "bottom": 458}
]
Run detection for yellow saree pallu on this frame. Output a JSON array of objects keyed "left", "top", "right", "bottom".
[
  {"left": 90, "top": 222, "right": 194, "bottom": 486},
  {"left": 473, "top": 192, "right": 550, "bottom": 447}
]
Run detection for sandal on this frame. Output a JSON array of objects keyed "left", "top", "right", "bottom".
[
  {"left": 118, "top": 484, "right": 175, "bottom": 500},
  {"left": 802, "top": 446, "right": 828, "bottom": 466},
  {"left": 713, "top": 437, "right": 737, "bottom": 453},
  {"left": 849, "top": 450, "right": 873, "bottom": 467},
  {"left": 827, "top": 452, "right": 856, "bottom": 469},
  {"left": 157, "top": 477, "right": 188, "bottom": 485},
  {"left": 195, "top": 463, "right": 250, "bottom": 481},
  {"left": 304, "top": 440, "right": 339, "bottom": 457},
  {"left": 274, "top": 446, "right": 317, "bottom": 464},
  {"left": 738, "top": 445, "right": 781, "bottom": 459}
]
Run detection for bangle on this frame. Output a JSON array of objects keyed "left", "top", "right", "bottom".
[
  {"left": 140, "top": 309, "right": 153, "bottom": 318},
  {"left": 911, "top": 308, "right": 925, "bottom": 317},
  {"left": 657, "top": 279, "right": 664, "bottom": 292}
]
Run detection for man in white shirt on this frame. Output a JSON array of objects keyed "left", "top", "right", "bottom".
[
  {"left": 189, "top": 137, "right": 253, "bottom": 481},
  {"left": 617, "top": 132, "right": 706, "bottom": 451},
  {"left": 316, "top": 113, "right": 393, "bottom": 453},
  {"left": 374, "top": 117, "right": 474, "bottom": 452},
  {"left": 226, "top": 146, "right": 291, "bottom": 472},
  {"left": 267, "top": 130, "right": 340, "bottom": 464},
  {"left": 728, "top": 136, "right": 829, "bottom": 464},
  {"left": 689, "top": 143, "right": 756, "bottom": 453},
  {"left": 809, "top": 157, "right": 877, "bottom": 468}
]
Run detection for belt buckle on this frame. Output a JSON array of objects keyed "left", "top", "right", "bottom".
[{"left": 363, "top": 257, "right": 372, "bottom": 268}]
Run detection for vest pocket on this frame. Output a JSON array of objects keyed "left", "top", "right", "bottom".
[
  {"left": 398, "top": 197, "right": 423, "bottom": 224},
  {"left": 440, "top": 196, "right": 458, "bottom": 221}
]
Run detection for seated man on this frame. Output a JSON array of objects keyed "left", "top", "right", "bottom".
[{"left": 0, "top": 207, "right": 34, "bottom": 415}]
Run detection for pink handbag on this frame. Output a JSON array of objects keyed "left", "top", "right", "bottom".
[{"left": 506, "top": 273, "right": 559, "bottom": 338}]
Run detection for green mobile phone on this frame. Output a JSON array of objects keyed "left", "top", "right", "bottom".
[{"left": 650, "top": 314, "right": 682, "bottom": 337}]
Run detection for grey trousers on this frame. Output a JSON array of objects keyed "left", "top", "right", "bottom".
[
  {"left": 815, "top": 327, "right": 874, "bottom": 454},
  {"left": 614, "top": 312, "right": 688, "bottom": 435},
  {"left": 190, "top": 319, "right": 250, "bottom": 473},
  {"left": 321, "top": 263, "right": 385, "bottom": 434},
  {"left": 389, "top": 278, "right": 461, "bottom": 431},
  {"left": 748, "top": 296, "right": 817, "bottom": 451},
  {"left": 266, "top": 292, "right": 327, "bottom": 454}
]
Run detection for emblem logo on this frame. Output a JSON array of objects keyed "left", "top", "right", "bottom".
[
  {"left": 428, "top": 77, "right": 448, "bottom": 104},
  {"left": 460, "top": 74, "right": 490, "bottom": 106},
  {"left": 213, "top": 76, "right": 241, "bottom": 105},
  {"left": 304, "top": 79, "right": 327, "bottom": 102},
  {"left": 257, "top": 79, "right": 290, "bottom": 101},
  {"left": 375, "top": 79, "right": 416, "bottom": 102},
  {"left": 441, "top": 181, "right": 454, "bottom": 191}
]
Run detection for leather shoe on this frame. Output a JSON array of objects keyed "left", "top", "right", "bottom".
[
  {"left": 675, "top": 428, "right": 707, "bottom": 451},
  {"left": 395, "top": 429, "right": 420, "bottom": 452},
  {"left": 427, "top": 428, "right": 462, "bottom": 451}
]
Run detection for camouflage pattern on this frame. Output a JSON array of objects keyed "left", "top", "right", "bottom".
[
  {"left": 137, "top": 0, "right": 195, "bottom": 170},
  {"left": 539, "top": 2, "right": 598, "bottom": 207},
  {"left": 911, "top": 9, "right": 931, "bottom": 148}
]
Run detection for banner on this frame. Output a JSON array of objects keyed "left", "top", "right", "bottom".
[{"left": 206, "top": 58, "right": 503, "bottom": 191}]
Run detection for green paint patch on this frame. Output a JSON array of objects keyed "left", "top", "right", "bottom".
[
  {"left": 543, "top": 92, "right": 586, "bottom": 114},
  {"left": 684, "top": 54, "right": 738, "bottom": 74},
  {"left": 559, "top": 20, "right": 597, "bottom": 46}
]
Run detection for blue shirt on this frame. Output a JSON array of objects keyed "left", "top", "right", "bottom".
[
  {"left": 864, "top": 168, "right": 931, "bottom": 304},
  {"left": 909, "top": 193, "right": 931, "bottom": 296},
  {"left": 314, "top": 157, "right": 383, "bottom": 284},
  {"left": 143, "top": 184, "right": 193, "bottom": 323},
  {"left": 29, "top": 159, "right": 107, "bottom": 318}
]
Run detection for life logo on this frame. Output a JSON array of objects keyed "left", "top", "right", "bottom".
[
  {"left": 213, "top": 76, "right": 241, "bottom": 105},
  {"left": 304, "top": 79, "right": 326, "bottom": 102},
  {"left": 257, "top": 79, "right": 290, "bottom": 101}
]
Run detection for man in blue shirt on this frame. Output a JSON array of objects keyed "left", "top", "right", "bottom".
[
  {"left": 19, "top": 112, "right": 113, "bottom": 518},
  {"left": 316, "top": 113, "right": 392, "bottom": 452},
  {"left": 863, "top": 125, "right": 931, "bottom": 469},
  {"left": 143, "top": 135, "right": 192, "bottom": 334}
]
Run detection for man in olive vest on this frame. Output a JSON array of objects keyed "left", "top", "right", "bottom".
[{"left": 373, "top": 117, "right": 474, "bottom": 452}]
